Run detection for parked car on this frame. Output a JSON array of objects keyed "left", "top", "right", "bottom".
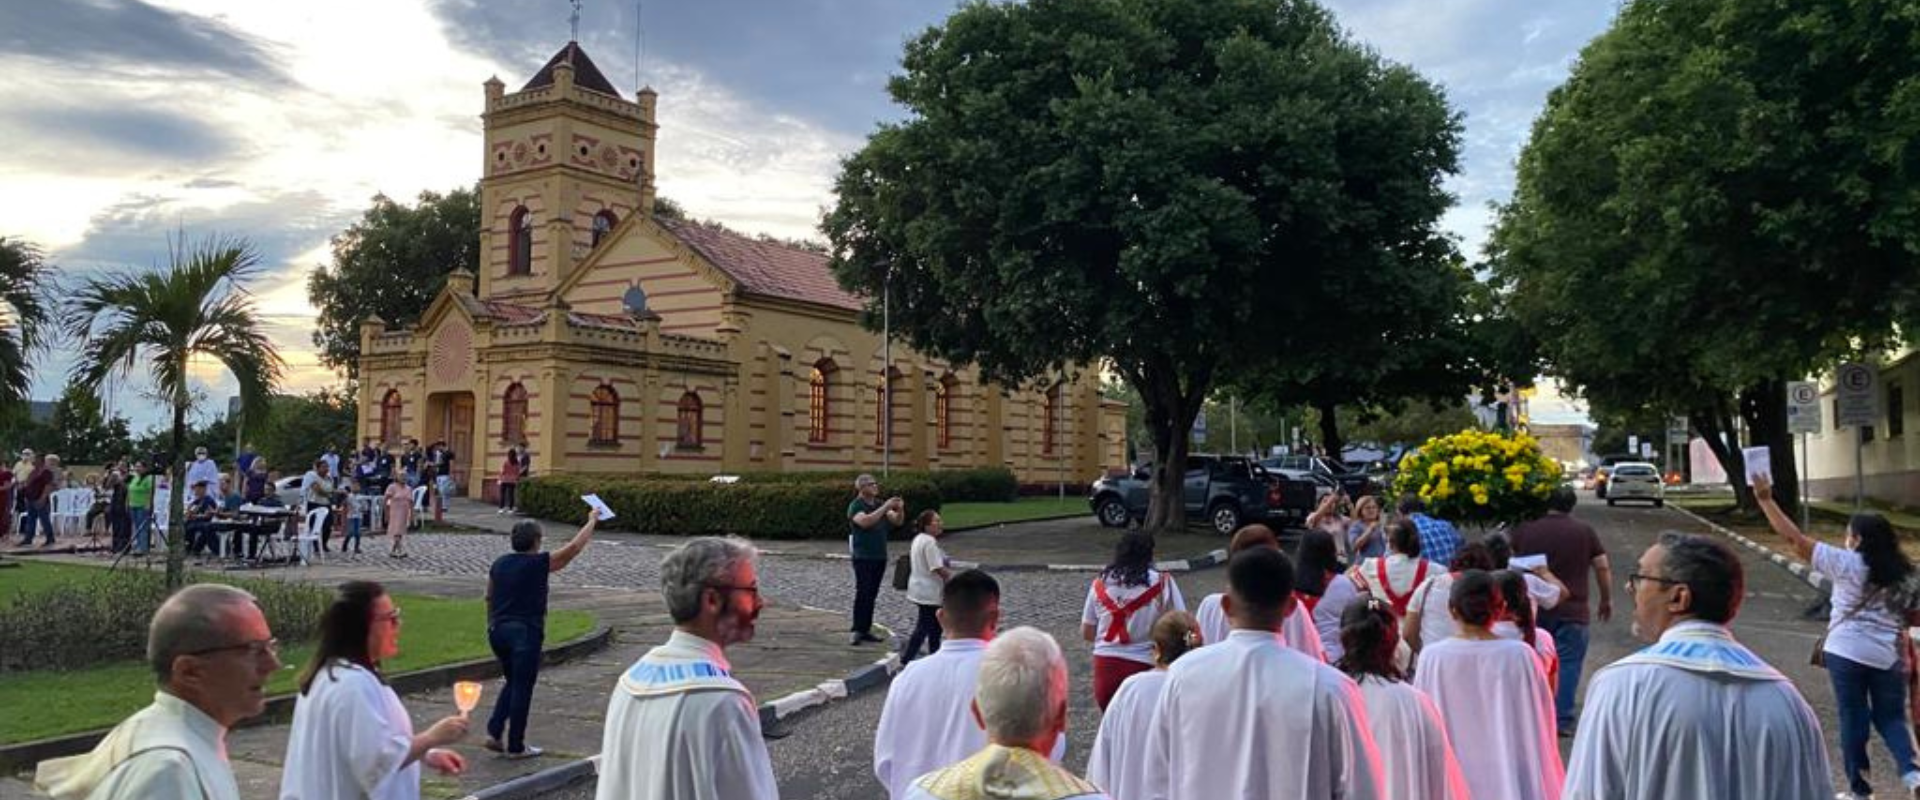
[
  {"left": 1260, "top": 455, "right": 1379, "bottom": 498},
  {"left": 1089, "top": 455, "right": 1317, "bottom": 535},
  {"left": 1605, "top": 462, "right": 1664, "bottom": 507}
]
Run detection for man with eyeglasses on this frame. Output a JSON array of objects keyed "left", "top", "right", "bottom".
[
  {"left": 597, "top": 536, "right": 776, "bottom": 800},
  {"left": 36, "top": 584, "right": 281, "bottom": 800},
  {"left": 1563, "top": 532, "right": 1830, "bottom": 799}
]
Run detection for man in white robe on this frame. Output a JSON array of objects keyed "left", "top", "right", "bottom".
[
  {"left": 595, "top": 537, "right": 777, "bottom": 800},
  {"left": 37, "top": 584, "right": 281, "bottom": 800},
  {"left": 1195, "top": 524, "right": 1326, "bottom": 659},
  {"left": 875, "top": 570, "right": 1069, "bottom": 799},
  {"left": 1564, "top": 532, "right": 1831, "bottom": 799},
  {"left": 1145, "top": 547, "right": 1386, "bottom": 799},
  {"left": 904, "top": 627, "right": 1106, "bottom": 800}
]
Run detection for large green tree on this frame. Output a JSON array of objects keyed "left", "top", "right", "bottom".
[
  {"left": 309, "top": 188, "right": 481, "bottom": 377},
  {"left": 823, "top": 0, "right": 1461, "bottom": 529},
  {"left": 253, "top": 388, "right": 358, "bottom": 477},
  {"left": 65, "top": 235, "right": 284, "bottom": 587},
  {"left": 0, "top": 237, "right": 54, "bottom": 403},
  {"left": 1492, "top": 0, "right": 1920, "bottom": 516},
  {"left": 46, "top": 382, "right": 133, "bottom": 466}
]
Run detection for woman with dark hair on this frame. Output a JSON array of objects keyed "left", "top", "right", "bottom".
[
  {"left": 900, "top": 509, "right": 952, "bottom": 665},
  {"left": 1404, "top": 542, "right": 1498, "bottom": 657},
  {"left": 1492, "top": 569, "right": 1560, "bottom": 696},
  {"left": 1754, "top": 475, "right": 1920, "bottom": 798},
  {"left": 1081, "top": 531, "right": 1185, "bottom": 710},
  {"left": 1295, "top": 529, "right": 1359, "bottom": 662},
  {"left": 1338, "top": 600, "right": 1469, "bottom": 800},
  {"left": 280, "top": 581, "right": 470, "bottom": 799},
  {"left": 1089, "top": 609, "right": 1202, "bottom": 799},
  {"left": 1413, "top": 570, "right": 1563, "bottom": 800},
  {"left": 1349, "top": 517, "right": 1437, "bottom": 619}
]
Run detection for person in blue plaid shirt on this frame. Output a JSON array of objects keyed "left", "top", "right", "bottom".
[{"left": 1397, "top": 494, "right": 1463, "bottom": 568}]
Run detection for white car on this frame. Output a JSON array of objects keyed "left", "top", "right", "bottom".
[{"left": 1605, "top": 462, "right": 1664, "bottom": 507}]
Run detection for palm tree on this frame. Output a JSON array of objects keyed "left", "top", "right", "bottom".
[
  {"left": 65, "top": 235, "right": 284, "bottom": 587},
  {"left": 0, "top": 237, "right": 54, "bottom": 403}
]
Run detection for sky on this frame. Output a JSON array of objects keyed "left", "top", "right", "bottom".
[{"left": 0, "top": 0, "right": 1614, "bottom": 432}]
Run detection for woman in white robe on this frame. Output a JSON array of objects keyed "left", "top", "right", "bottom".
[
  {"left": 1295, "top": 529, "right": 1360, "bottom": 662},
  {"left": 1334, "top": 597, "right": 1469, "bottom": 800},
  {"left": 1414, "top": 570, "right": 1563, "bottom": 800},
  {"left": 1491, "top": 569, "right": 1560, "bottom": 694},
  {"left": 1195, "top": 524, "right": 1326, "bottom": 661},
  {"left": 280, "top": 581, "right": 468, "bottom": 800},
  {"left": 1088, "top": 610, "right": 1200, "bottom": 800}
]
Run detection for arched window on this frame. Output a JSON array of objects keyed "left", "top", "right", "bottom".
[
  {"left": 502, "top": 382, "right": 529, "bottom": 443},
  {"left": 808, "top": 364, "right": 832, "bottom": 443},
  {"left": 380, "top": 389, "right": 403, "bottom": 446},
  {"left": 591, "top": 209, "right": 618, "bottom": 248},
  {"left": 935, "top": 376, "right": 955, "bottom": 450},
  {"left": 1042, "top": 385, "right": 1060, "bottom": 456},
  {"left": 590, "top": 385, "right": 619, "bottom": 444},
  {"left": 676, "top": 392, "right": 704, "bottom": 449},
  {"left": 508, "top": 206, "right": 533, "bottom": 275}
]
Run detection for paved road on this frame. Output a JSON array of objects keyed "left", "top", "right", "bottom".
[{"left": 246, "top": 497, "right": 1900, "bottom": 798}]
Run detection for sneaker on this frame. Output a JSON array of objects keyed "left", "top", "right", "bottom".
[
  {"left": 849, "top": 632, "right": 865, "bottom": 646},
  {"left": 504, "top": 746, "right": 544, "bottom": 760},
  {"left": 857, "top": 631, "right": 885, "bottom": 644},
  {"left": 483, "top": 738, "right": 504, "bottom": 753}
]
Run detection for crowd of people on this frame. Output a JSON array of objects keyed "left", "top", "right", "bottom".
[
  {"left": 1, "top": 438, "right": 472, "bottom": 560},
  {"left": 27, "top": 468, "right": 1920, "bottom": 800}
]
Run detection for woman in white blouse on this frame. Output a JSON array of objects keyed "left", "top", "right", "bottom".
[
  {"left": 280, "top": 581, "right": 470, "bottom": 800},
  {"left": 901, "top": 509, "right": 953, "bottom": 664}
]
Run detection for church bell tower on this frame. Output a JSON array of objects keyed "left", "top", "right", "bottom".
[{"left": 476, "top": 41, "right": 658, "bottom": 301}]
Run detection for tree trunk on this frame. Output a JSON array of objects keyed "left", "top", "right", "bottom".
[
  {"left": 1691, "top": 398, "right": 1754, "bottom": 511},
  {"left": 1130, "top": 366, "right": 1206, "bottom": 533},
  {"left": 166, "top": 379, "right": 189, "bottom": 590},
  {"left": 1741, "top": 378, "right": 1801, "bottom": 522},
  {"left": 1315, "top": 399, "right": 1344, "bottom": 463}
]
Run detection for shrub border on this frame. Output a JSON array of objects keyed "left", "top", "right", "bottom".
[{"left": 0, "top": 623, "right": 613, "bottom": 773}]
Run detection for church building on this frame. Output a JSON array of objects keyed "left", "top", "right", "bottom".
[{"left": 355, "top": 40, "right": 1127, "bottom": 498}]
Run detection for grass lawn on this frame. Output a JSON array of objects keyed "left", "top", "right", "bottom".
[
  {"left": 0, "top": 563, "right": 594, "bottom": 744},
  {"left": 940, "top": 496, "right": 1088, "bottom": 529}
]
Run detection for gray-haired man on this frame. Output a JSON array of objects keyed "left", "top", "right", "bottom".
[
  {"left": 902, "top": 627, "right": 1105, "bottom": 799},
  {"left": 849, "top": 473, "right": 905, "bottom": 645},
  {"left": 595, "top": 537, "right": 776, "bottom": 800},
  {"left": 36, "top": 584, "right": 281, "bottom": 800}
]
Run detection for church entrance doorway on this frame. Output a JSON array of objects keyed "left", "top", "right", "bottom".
[{"left": 427, "top": 392, "right": 475, "bottom": 496}]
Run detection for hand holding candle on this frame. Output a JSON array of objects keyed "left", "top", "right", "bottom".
[{"left": 454, "top": 681, "right": 482, "bottom": 717}]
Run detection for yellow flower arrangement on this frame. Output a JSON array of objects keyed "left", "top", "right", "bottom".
[{"left": 1392, "top": 428, "right": 1564, "bottom": 525}]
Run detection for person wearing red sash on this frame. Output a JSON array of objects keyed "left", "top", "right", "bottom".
[
  {"left": 1081, "top": 532, "right": 1185, "bottom": 711},
  {"left": 1350, "top": 518, "right": 1436, "bottom": 619}
]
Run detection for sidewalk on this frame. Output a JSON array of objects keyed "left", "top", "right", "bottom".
[{"left": 0, "top": 549, "right": 882, "bottom": 799}]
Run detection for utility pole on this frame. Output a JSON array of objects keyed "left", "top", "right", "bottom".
[{"left": 881, "top": 263, "right": 893, "bottom": 478}]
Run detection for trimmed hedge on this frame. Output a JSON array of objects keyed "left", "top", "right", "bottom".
[
  {"left": 630, "top": 467, "right": 1018, "bottom": 503},
  {"left": 519, "top": 474, "right": 942, "bottom": 540}
]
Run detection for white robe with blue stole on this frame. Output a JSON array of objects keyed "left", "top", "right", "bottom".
[
  {"left": 594, "top": 630, "right": 777, "bottom": 800},
  {"left": 1563, "top": 620, "right": 1831, "bottom": 799}
]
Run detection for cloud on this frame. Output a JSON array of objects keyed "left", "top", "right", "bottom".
[
  {"left": 0, "top": 0, "right": 288, "bottom": 85},
  {"left": 57, "top": 189, "right": 351, "bottom": 276},
  {"left": 0, "top": 104, "right": 242, "bottom": 165}
]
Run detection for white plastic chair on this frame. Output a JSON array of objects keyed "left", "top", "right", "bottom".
[
  {"left": 63, "top": 488, "right": 95, "bottom": 537},
  {"left": 47, "top": 489, "right": 75, "bottom": 537},
  {"left": 296, "top": 507, "right": 328, "bottom": 566},
  {"left": 350, "top": 494, "right": 385, "bottom": 535}
]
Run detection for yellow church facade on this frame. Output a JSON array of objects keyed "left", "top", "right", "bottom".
[{"left": 355, "top": 41, "right": 1127, "bottom": 498}]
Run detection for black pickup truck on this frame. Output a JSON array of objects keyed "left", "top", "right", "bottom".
[{"left": 1088, "top": 455, "right": 1318, "bottom": 535}]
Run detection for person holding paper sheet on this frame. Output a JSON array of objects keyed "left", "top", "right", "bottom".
[{"left": 482, "top": 509, "right": 600, "bottom": 758}]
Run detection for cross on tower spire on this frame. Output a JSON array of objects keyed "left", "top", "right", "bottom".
[{"left": 570, "top": 0, "right": 582, "bottom": 42}]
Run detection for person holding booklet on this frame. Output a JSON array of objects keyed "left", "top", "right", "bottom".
[{"left": 482, "top": 505, "right": 601, "bottom": 758}]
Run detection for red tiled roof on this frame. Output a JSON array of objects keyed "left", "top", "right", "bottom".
[
  {"left": 656, "top": 217, "right": 862, "bottom": 312},
  {"left": 521, "top": 42, "right": 623, "bottom": 100},
  {"left": 478, "top": 300, "right": 543, "bottom": 324}
]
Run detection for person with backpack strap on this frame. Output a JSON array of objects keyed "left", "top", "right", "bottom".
[{"left": 1350, "top": 518, "right": 1438, "bottom": 618}]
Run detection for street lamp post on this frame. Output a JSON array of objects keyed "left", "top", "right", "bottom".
[{"left": 882, "top": 263, "right": 893, "bottom": 478}]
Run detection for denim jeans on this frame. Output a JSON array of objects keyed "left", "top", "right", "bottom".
[
  {"left": 131, "top": 507, "right": 153, "bottom": 552},
  {"left": 850, "top": 558, "right": 886, "bottom": 636},
  {"left": 902, "top": 602, "right": 942, "bottom": 664},
  {"left": 1541, "top": 618, "right": 1590, "bottom": 732},
  {"left": 487, "top": 619, "right": 544, "bottom": 752},
  {"left": 1828, "top": 652, "right": 1920, "bottom": 795},
  {"left": 18, "top": 499, "right": 50, "bottom": 545}
]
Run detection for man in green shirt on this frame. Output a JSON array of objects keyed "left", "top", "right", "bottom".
[{"left": 848, "top": 473, "right": 904, "bottom": 646}]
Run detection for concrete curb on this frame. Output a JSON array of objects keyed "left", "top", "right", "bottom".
[
  {"left": 465, "top": 650, "right": 906, "bottom": 800},
  {"left": 0, "top": 624, "right": 615, "bottom": 774},
  {"left": 819, "top": 547, "right": 1231, "bottom": 574},
  {"left": 1667, "top": 504, "right": 1832, "bottom": 592}
]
